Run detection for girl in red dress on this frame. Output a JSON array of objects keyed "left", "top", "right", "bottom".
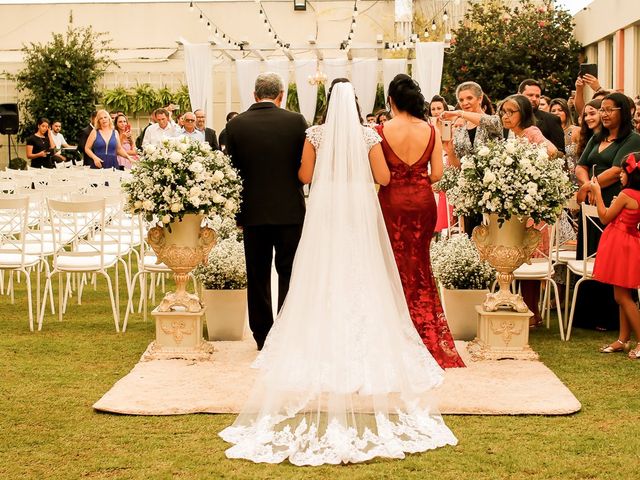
[
  {"left": 590, "top": 153, "right": 640, "bottom": 358},
  {"left": 377, "top": 74, "right": 465, "bottom": 369}
]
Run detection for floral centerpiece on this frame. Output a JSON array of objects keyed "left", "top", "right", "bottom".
[
  {"left": 432, "top": 165, "right": 459, "bottom": 194},
  {"left": 431, "top": 234, "right": 494, "bottom": 290},
  {"left": 445, "top": 138, "right": 574, "bottom": 224},
  {"left": 122, "top": 136, "right": 242, "bottom": 225}
]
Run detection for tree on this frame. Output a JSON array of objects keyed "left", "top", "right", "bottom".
[
  {"left": 441, "top": 0, "right": 582, "bottom": 103},
  {"left": 15, "top": 24, "right": 115, "bottom": 141}
]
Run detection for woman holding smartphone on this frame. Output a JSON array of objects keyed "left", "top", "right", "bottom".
[{"left": 26, "top": 118, "right": 56, "bottom": 169}]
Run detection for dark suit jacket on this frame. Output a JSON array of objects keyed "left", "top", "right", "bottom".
[
  {"left": 534, "top": 109, "right": 565, "bottom": 154},
  {"left": 226, "top": 102, "right": 308, "bottom": 226},
  {"left": 204, "top": 127, "right": 219, "bottom": 151},
  {"left": 77, "top": 124, "right": 93, "bottom": 166}
]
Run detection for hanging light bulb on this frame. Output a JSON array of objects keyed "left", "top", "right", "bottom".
[
  {"left": 189, "top": 2, "right": 194, "bottom": 12},
  {"left": 353, "top": 4, "right": 358, "bottom": 17},
  {"left": 199, "top": 13, "right": 203, "bottom": 22},
  {"left": 423, "top": 29, "right": 429, "bottom": 38},
  {"left": 431, "top": 19, "right": 437, "bottom": 30},
  {"left": 445, "top": 32, "right": 452, "bottom": 41},
  {"left": 207, "top": 21, "right": 211, "bottom": 30},
  {"left": 443, "top": 10, "right": 448, "bottom": 21}
]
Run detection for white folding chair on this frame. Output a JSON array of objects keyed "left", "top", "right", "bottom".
[
  {"left": 38, "top": 196, "right": 121, "bottom": 332},
  {"left": 564, "top": 203, "right": 602, "bottom": 340},
  {"left": 513, "top": 222, "right": 565, "bottom": 340}
]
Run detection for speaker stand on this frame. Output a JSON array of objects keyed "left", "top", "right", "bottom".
[{"left": 5, "top": 134, "right": 11, "bottom": 166}]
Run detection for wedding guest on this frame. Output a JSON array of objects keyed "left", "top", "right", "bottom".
[
  {"left": 429, "top": 95, "right": 453, "bottom": 235},
  {"left": 365, "top": 113, "right": 376, "bottom": 126},
  {"left": 50, "top": 120, "right": 74, "bottom": 165},
  {"left": 375, "top": 109, "right": 390, "bottom": 125},
  {"left": 518, "top": 79, "right": 565, "bottom": 153},
  {"left": 218, "top": 111, "right": 238, "bottom": 153},
  {"left": 114, "top": 113, "right": 138, "bottom": 169},
  {"left": 142, "top": 108, "right": 180, "bottom": 146},
  {"left": 481, "top": 93, "right": 495, "bottom": 115},
  {"left": 377, "top": 74, "right": 464, "bottom": 368},
  {"left": 589, "top": 153, "right": 640, "bottom": 358},
  {"left": 85, "top": 109, "right": 132, "bottom": 169},
  {"left": 550, "top": 98, "right": 580, "bottom": 181},
  {"left": 26, "top": 118, "right": 56, "bottom": 169},
  {"left": 180, "top": 111, "right": 205, "bottom": 143},
  {"left": 539, "top": 95, "right": 551, "bottom": 112},
  {"left": 576, "top": 98, "right": 603, "bottom": 159},
  {"left": 499, "top": 94, "right": 558, "bottom": 156},
  {"left": 194, "top": 109, "right": 219, "bottom": 151},
  {"left": 441, "top": 81, "right": 502, "bottom": 234},
  {"left": 429, "top": 95, "right": 448, "bottom": 118},
  {"left": 225, "top": 72, "right": 308, "bottom": 351}
]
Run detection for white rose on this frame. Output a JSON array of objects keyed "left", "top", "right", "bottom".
[
  {"left": 161, "top": 214, "right": 171, "bottom": 224},
  {"left": 537, "top": 149, "right": 548, "bottom": 161},
  {"left": 169, "top": 151, "right": 182, "bottom": 163},
  {"left": 170, "top": 202, "right": 183, "bottom": 213},
  {"left": 461, "top": 158, "right": 475, "bottom": 170},
  {"left": 178, "top": 142, "right": 188, "bottom": 153},
  {"left": 478, "top": 146, "right": 490, "bottom": 157},
  {"left": 212, "top": 170, "right": 225, "bottom": 182},
  {"left": 189, "top": 161, "right": 204, "bottom": 174},
  {"left": 226, "top": 169, "right": 237, "bottom": 180},
  {"left": 133, "top": 200, "right": 142, "bottom": 209},
  {"left": 142, "top": 200, "right": 154, "bottom": 211},
  {"left": 163, "top": 168, "right": 172, "bottom": 176},
  {"left": 212, "top": 193, "right": 225, "bottom": 203},
  {"left": 504, "top": 156, "right": 514, "bottom": 166},
  {"left": 224, "top": 200, "right": 236, "bottom": 211},
  {"left": 189, "top": 196, "right": 201, "bottom": 207},
  {"left": 482, "top": 170, "right": 496, "bottom": 184},
  {"left": 189, "top": 186, "right": 202, "bottom": 197},
  {"left": 143, "top": 144, "right": 156, "bottom": 155}
]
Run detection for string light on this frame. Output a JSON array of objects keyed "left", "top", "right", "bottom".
[
  {"left": 189, "top": 1, "right": 193, "bottom": 12},
  {"left": 187, "top": 2, "right": 240, "bottom": 48},
  {"left": 443, "top": 10, "right": 448, "bottom": 21},
  {"left": 431, "top": 19, "right": 437, "bottom": 30}
]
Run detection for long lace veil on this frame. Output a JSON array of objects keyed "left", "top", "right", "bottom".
[{"left": 219, "top": 82, "right": 456, "bottom": 465}]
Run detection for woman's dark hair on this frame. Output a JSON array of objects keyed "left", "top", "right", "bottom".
[
  {"left": 36, "top": 117, "right": 50, "bottom": 127},
  {"left": 594, "top": 92, "right": 633, "bottom": 143},
  {"left": 577, "top": 98, "right": 602, "bottom": 158},
  {"left": 429, "top": 95, "right": 448, "bottom": 115},
  {"left": 320, "top": 78, "right": 362, "bottom": 124},
  {"left": 499, "top": 94, "right": 535, "bottom": 130},
  {"left": 375, "top": 110, "right": 390, "bottom": 124},
  {"left": 226, "top": 111, "right": 238, "bottom": 122},
  {"left": 387, "top": 73, "right": 426, "bottom": 119},
  {"left": 549, "top": 98, "right": 573, "bottom": 127},
  {"left": 481, "top": 93, "right": 495, "bottom": 115},
  {"left": 114, "top": 113, "right": 127, "bottom": 134},
  {"left": 621, "top": 152, "right": 640, "bottom": 190}
]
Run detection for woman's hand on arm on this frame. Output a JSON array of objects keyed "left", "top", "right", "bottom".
[
  {"left": 368, "top": 143, "right": 390, "bottom": 186},
  {"left": 596, "top": 166, "right": 622, "bottom": 189},
  {"left": 298, "top": 139, "right": 316, "bottom": 184}
]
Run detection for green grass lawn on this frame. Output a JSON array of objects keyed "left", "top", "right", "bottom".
[{"left": 1, "top": 273, "right": 639, "bottom": 480}]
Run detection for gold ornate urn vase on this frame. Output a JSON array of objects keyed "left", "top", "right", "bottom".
[
  {"left": 147, "top": 214, "right": 216, "bottom": 312},
  {"left": 472, "top": 214, "right": 541, "bottom": 312}
]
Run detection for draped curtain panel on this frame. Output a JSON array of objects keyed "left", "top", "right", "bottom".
[
  {"left": 322, "top": 58, "right": 349, "bottom": 87},
  {"left": 265, "top": 59, "right": 291, "bottom": 108},
  {"left": 382, "top": 59, "right": 408, "bottom": 100},
  {"left": 235, "top": 59, "right": 262, "bottom": 112},
  {"left": 183, "top": 41, "right": 213, "bottom": 123},
  {"left": 294, "top": 59, "right": 318, "bottom": 124},
  {"left": 351, "top": 58, "right": 378, "bottom": 118},
  {"left": 413, "top": 42, "right": 445, "bottom": 102}
]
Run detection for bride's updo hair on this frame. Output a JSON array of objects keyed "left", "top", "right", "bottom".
[
  {"left": 320, "top": 77, "right": 363, "bottom": 124},
  {"left": 387, "top": 74, "right": 426, "bottom": 119}
]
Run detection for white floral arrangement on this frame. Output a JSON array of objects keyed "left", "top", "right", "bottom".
[
  {"left": 206, "top": 213, "right": 243, "bottom": 242},
  {"left": 431, "top": 234, "right": 495, "bottom": 290},
  {"left": 122, "top": 137, "right": 242, "bottom": 224},
  {"left": 194, "top": 237, "right": 247, "bottom": 290},
  {"left": 432, "top": 165, "right": 459, "bottom": 193},
  {"left": 446, "top": 139, "right": 574, "bottom": 224}
]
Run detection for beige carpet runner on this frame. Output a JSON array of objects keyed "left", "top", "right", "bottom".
[{"left": 93, "top": 338, "right": 581, "bottom": 416}]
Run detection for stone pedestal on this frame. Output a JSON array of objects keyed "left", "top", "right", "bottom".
[
  {"left": 142, "top": 307, "right": 214, "bottom": 361},
  {"left": 467, "top": 305, "right": 539, "bottom": 361}
]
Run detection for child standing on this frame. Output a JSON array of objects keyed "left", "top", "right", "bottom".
[{"left": 590, "top": 152, "right": 640, "bottom": 358}]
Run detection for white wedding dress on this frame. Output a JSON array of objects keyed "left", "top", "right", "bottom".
[{"left": 219, "top": 83, "right": 457, "bottom": 465}]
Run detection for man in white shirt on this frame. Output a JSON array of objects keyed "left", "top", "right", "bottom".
[
  {"left": 51, "top": 120, "right": 75, "bottom": 164},
  {"left": 180, "top": 111, "right": 205, "bottom": 142},
  {"left": 142, "top": 108, "right": 180, "bottom": 146}
]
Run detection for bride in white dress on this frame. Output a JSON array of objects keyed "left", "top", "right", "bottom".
[{"left": 219, "top": 80, "right": 457, "bottom": 466}]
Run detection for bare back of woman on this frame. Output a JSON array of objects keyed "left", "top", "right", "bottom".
[{"left": 381, "top": 118, "right": 433, "bottom": 167}]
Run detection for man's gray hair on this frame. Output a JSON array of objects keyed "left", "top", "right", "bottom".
[
  {"left": 254, "top": 72, "right": 284, "bottom": 100},
  {"left": 455, "top": 81, "right": 483, "bottom": 100}
]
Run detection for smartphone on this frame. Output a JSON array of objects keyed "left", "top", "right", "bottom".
[
  {"left": 125, "top": 124, "right": 131, "bottom": 134},
  {"left": 570, "top": 90, "right": 576, "bottom": 97},
  {"left": 591, "top": 164, "right": 596, "bottom": 180},
  {"left": 579, "top": 63, "right": 597, "bottom": 78},
  {"left": 441, "top": 120, "right": 452, "bottom": 142}
]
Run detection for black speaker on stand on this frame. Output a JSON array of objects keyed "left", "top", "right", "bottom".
[{"left": 0, "top": 103, "right": 19, "bottom": 166}]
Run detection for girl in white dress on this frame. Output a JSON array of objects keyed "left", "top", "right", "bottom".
[{"left": 219, "top": 80, "right": 457, "bottom": 466}]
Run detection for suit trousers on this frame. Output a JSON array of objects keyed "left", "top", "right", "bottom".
[{"left": 243, "top": 224, "right": 303, "bottom": 349}]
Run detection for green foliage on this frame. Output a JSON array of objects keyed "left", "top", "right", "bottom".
[
  {"left": 173, "top": 84, "right": 192, "bottom": 113},
  {"left": 313, "top": 83, "right": 327, "bottom": 124},
  {"left": 101, "top": 86, "right": 133, "bottom": 114},
  {"left": 132, "top": 83, "right": 159, "bottom": 115},
  {"left": 156, "top": 86, "right": 174, "bottom": 108},
  {"left": 14, "top": 25, "right": 115, "bottom": 142},
  {"left": 286, "top": 83, "right": 300, "bottom": 113},
  {"left": 442, "top": 0, "right": 582, "bottom": 102},
  {"left": 101, "top": 84, "right": 193, "bottom": 116},
  {"left": 373, "top": 83, "right": 386, "bottom": 113}
]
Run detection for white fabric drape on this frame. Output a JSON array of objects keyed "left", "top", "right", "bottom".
[
  {"left": 294, "top": 59, "right": 318, "bottom": 124},
  {"left": 235, "top": 59, "right": 262, "bottom": 112},
  {"left": 322, "top": 58, "right": 349, "bottom": 86},
  {"left": 265, "top": 59, "right": 290, "bottom": 109},
  {"left": 182, "top": 40, "right": 212, "bottom": 118},
  {"left": 381, "top": 59, "right": 407, "bottom": 99},
  {"left": 413, "top": 42, "right": 445, "bottom": 102},
  {"left": 351, "top": 58, "right": 378, "bottom": 118}
]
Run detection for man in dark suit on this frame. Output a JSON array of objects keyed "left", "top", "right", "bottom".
[
  {"left": 225, "top": 72, "right": 308, "bottom": 350},
  {"left": 76, "top": 110, "right": 97, "bottom": 166},
  {"left": 518, "top": 79, "right": 565, "bottom": 154},
  {"left": 194, "top": 109, "right": 219, "bottom": 151}
]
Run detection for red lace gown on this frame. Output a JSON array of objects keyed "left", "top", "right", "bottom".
[
  {"left": 377, "top": 124, "right": 465, "bottom": 369},
  {"left": 593, "top": 188, "right": 640, "bottom": 289}
]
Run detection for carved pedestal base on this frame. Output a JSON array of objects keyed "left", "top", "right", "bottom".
[
  {"left": 467, "top": 305, "right": 539, "bottom": 361},
  {"left": 142, "top": 307, "right": 214, "bottom": 361},
  {"left": 156, "top": 291, "right": 202, "bottom": 313}
]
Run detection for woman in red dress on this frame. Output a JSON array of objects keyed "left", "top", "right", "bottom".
[{"left": 377, "top": 74, "right": 465, "bottom": 369}]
